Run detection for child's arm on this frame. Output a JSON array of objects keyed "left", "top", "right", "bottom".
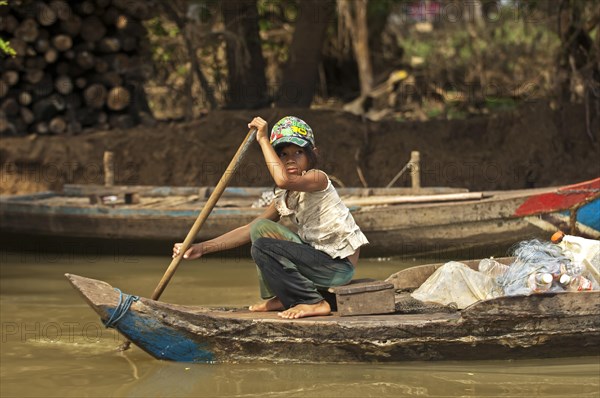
[
  {"left": 173, "top": 202, "right": 280, "bottom": 260},
  {"left": 249, "top": 117, "right": 327, "bottom": 192}
]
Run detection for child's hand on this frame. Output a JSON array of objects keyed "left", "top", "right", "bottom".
[
  {"left": 172, "top": 243, "right": 203, "bottom": 260},
  {"left": 248, "top": 117, "right": 268, "bottom": 144}
]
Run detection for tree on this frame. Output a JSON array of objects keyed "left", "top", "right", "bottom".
[
  {"left": 221, "top": 0, "right": 269, "bottom": 109},
  {"left": 160, "top": 0, "right": 218, "bottom": 116},
  {"left": 276, "top": 0, "right": 335, "bottom": 107},
  {"left": 338, "top": 0, "right": 373, "bottom": 97},
  {"left": 556, "top": 0, "right": 600, "bottom": 140}
]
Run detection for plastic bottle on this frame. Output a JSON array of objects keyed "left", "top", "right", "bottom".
[
  {"left": 478, "top": 258, "right": 510, "bottom": 278},
  {"left": 527, "top": 272, "right": 553, "bottom": 293},
  {"left": 551, "top": 263, "right": 568, "bottom": 281},
  {"left": 557, "top": 273, "right": 572, "bottom": 289},
  {"left": 566, "top": 275, "right": 594, "bottom": 292}
]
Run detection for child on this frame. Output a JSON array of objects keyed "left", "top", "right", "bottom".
[{"left": 173, "top": 116, "right": 369, "bottom": 319}]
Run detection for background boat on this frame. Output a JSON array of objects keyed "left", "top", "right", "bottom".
[{"left": 1, "top": 178, "right": 598, "bottom": 257}]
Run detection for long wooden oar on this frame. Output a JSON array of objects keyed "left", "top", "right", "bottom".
[
  {"left": 151, "top": 127, "right": 257, "bottom": 300},
  {"left": 120, "top": 127, "right": 257, "bottom": 351}
]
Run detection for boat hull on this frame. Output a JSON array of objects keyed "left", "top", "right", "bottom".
[
  {"left": 65, "top": 273, "right": 600, "bottom": 363},
  {"left": 3, "top": 179, "right": 599, "bottom": 257}
]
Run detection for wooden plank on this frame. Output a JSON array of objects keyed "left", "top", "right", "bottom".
[
  {"left": 62, "top": 184, "right": 469, "bottom": 198},
  {"left": 343, "top": 192, "right": 487, "bottom": 207},
  {"left": 63, "top": 184, "right": 272, "bottom": 198}
]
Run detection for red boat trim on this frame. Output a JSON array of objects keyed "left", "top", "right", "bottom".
[{"left": 513, "top": 178, "right": 600, "bottom": 217}]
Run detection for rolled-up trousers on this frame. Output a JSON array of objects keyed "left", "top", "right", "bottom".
[{"left": 250, "top": 219, "right": 354, "bottom": 309}]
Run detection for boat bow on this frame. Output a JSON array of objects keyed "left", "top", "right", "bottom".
[{"left": 65, "top": 273, "right": 215, "bottom": 362}]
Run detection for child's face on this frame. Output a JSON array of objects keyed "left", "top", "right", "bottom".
[{"left": 277, "top": 144, "right": 310, "bottom": 176}]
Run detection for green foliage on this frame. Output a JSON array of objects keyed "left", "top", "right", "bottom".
[
  {"left": 402, "top": 38, "right": 434, "bottom": 60},
  {"left": 0, "top": 1, "right": 15, "bottom": 57},
  {"left": 0, "top": 39, "right": 16, "bottom": 57},
  {"left": 176, "top": 64, "right": 189, "bottom": 77},
  {"left": 425, "top": 107, "right": 443, "bottom": 119},
  {"left": 256, "top": 1, "right": 290, "bottom": 66},
  {"left": 398, "top": 6, "right": 560, "bottom": 119},
  {"left": 446, "top": 106, "right": 467, "bottom": 120},
  {"left": 147, "top": 17, "right": 179, "bottom": 38},
  {"left": 485, "top": 97, "right": 518, "bottom": 111},
  {"left": 146, "top": 17, "right": 181, "bottom": 64}
]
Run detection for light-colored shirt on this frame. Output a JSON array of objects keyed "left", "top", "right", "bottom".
[{"left": 274, "top": 170, "right": 369, "bottom": 259}]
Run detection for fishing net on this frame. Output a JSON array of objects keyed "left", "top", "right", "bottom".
[{"left": 498, "top": 239, "right": 577, "bottom": 296}]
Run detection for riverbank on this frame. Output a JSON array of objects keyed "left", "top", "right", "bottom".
[{"left": 1, "top": 102, "right": 598, "bottom": 195}]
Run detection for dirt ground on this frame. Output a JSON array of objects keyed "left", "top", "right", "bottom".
[{"left": 1, "top": 101, "right": 599, "bottom": 195}]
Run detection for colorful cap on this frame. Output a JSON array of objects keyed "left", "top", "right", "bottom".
[{"left": 269, "top": 116, "right": 314, "bottom": 148}]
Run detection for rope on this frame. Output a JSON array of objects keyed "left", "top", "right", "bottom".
[
  {"left": 386, "top": 161, "right": 411, "bottom": 188},
  {"left": 103, "top": 288, "right": 139, "bottom": 329}
]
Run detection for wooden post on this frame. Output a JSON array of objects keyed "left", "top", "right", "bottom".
[
  {"left": 410, "top": 151, "right": 421, "bottom": 191},
  {"left": 103, "top": 151, "right": 114, "bottom": 187}
]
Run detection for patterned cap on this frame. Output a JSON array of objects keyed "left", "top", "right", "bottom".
[{"left": 269, "top": 116, "right": 315, "bottom": 148}]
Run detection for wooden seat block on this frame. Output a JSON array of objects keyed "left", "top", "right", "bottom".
[{"left": 329, "top": 280, "right": 395, "bottom": 316}]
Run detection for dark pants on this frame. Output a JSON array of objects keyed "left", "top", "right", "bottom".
[{"left": 250, "top": 219, "right": 354, "bottom": 309}]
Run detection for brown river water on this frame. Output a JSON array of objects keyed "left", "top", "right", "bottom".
[{"left": 1, "top": 250, "right": 598, "bottom": 398}]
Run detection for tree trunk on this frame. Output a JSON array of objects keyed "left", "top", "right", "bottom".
[
  {"left": 276, "top": 0, "right": 335, "bottom": 107},
  {"left": 221, "top": 0, "right": 268, "bottom": 109},
  {"left": 353, "top": 0, "right": 372, "bottom": 95},
  {"left": 160, "top": 1, "right": 217, "bottom": 114},
  {"left": 556, "top": 0, "right": 597, "bottom": 102},
  {"left": 338, "top": 0, "right": 373, "bottom": 97}
]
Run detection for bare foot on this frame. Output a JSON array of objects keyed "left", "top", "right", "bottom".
[
  {"left": 249, "top": 297, "right": 284, "bottom": 312},
  {"left": 277, "top": 300, "right": 331, "bottom": 319}
]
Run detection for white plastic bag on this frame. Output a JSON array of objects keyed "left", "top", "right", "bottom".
[
  {"left": 411, "top": 261, "right": 502, "bottom": 309},
  {"left": 558, "top": 235, "right": 600, "bottom": 289}
]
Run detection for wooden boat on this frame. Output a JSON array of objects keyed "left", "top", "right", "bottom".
[
  {"left": 2, "top": 178, "right": 599, "bottom": 257},
  {"left": 65, "top": 257, "right": 600, "bottom": 363}
]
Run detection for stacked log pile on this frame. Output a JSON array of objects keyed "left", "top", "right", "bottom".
[{"left": 0, "top": 0, "right": 155, "bottom": 136}]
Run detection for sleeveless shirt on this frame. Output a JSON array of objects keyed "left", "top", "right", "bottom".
[{"left": 274, "top": 170, "right": 369, "bottom": 259}]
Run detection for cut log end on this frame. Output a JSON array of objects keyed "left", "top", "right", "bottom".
[
  {"left": 107, "top": 86, "right": 131, "bottom": 111},
  {"left": 3, "top": 1, "right": 153, "bottom": 135}
]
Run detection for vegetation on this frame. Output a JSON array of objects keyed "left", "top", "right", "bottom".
[
  {"left": 0, "top": 1, "right": 16, "bottom": 57},
  {"left": 3, "top": 0, "right": 591, "bottom": 122},
  {"left": 140, "top": 1, "right": 596, "bottom": 122}
]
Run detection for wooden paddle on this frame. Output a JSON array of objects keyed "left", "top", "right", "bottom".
[
  {"left": 151, "top": 127, "right": 257, "bottom": 299},
  {"left": 119, "top": 127, "right": 257, "bottom": 351}
]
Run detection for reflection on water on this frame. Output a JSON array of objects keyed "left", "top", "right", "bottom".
[
  {"left": 1, "top": 252, "right": 599, "bottom": 397},
  {"left": 117, "top": 359, "right": 600, "bottom": 398}
]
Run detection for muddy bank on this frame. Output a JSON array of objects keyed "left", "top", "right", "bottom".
[{"left": 1, "top": 102, "right": 598, "bottom": 195}]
